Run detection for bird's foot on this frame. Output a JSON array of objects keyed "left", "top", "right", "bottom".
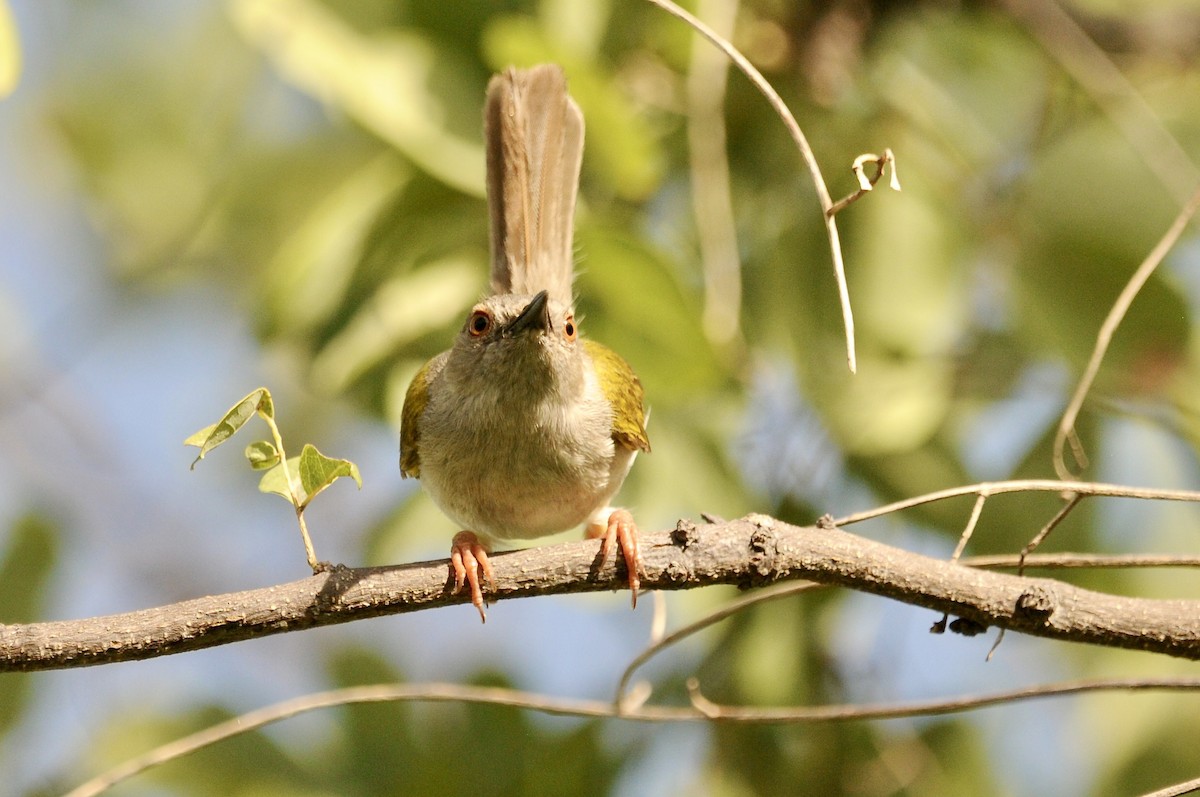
[
  {"left": 450, "top": 531, "right": 495, "bottom": 623},
  {"left": 587, "top": 508, "right": 641, "bottom": 608}
]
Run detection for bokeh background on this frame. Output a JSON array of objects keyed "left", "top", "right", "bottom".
[{"left": 3, "top": 0, "right": 1200, "bottom": 794}]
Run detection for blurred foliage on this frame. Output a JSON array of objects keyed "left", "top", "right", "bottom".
[
  {"left": 0, "top": 0, "right": 17, "bottom": 98},
  {"left": 0, "top": 514, "right": 57, "bottom": 741},
  {"left": 6, "top": 0, "right": 1200, "bottom": 794},
  {"left": 54, "top": 650, "right": 621, "bottom": 797}
]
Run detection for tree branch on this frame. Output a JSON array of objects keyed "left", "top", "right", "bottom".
[{"left": 3, "top": 513, "right": 1199, "bottom": 672}]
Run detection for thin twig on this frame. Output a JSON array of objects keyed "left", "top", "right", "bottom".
[
  {"left": 950, "top": 493, "right": 988, "bottom": 563},
  {"left": 685, "top": 675, "right": 1200, "bottom": 723},
  {"left": 1018, "top": 493, "right": 1085, "bottom": 576},
  {"left": 63, "top": 675, "right": 1200, "bottom": 796},
  {"left": 615, "top": 580, "right": 825, "bottom": 709},
  {"left": 1141, "top": 774, "right": 1200, "bottom": 797},
  {"left": 644, "top": 0, "right": 858, "bottom": 372},
  {"left": 1052, "top": 184, "right": 1200, "bottom": 479},
  {"left": 61, "top": 683, "right": 699, "bottom": 797},
  {"left": 833, "top": 478, "right": 1200, "bottom": 527},
  {"left": 964, "top": 552, "right": 1200, "bottom": 570},
  {"left": 826, "top": 149, "right": 901, "bottom": 217}
]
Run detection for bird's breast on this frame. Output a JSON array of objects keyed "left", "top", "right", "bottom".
[{"left": 417, "top": 376, "right": 617, "bottom": 540}]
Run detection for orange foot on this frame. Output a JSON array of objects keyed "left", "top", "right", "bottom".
[
  {"left": 587, "top": 508, "right": 641, "bottom": 608},
  {"left": 450, "top": 531, "right": 495, "bottom": 623}
]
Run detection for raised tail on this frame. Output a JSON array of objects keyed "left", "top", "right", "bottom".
[{"left": 484, "top": 64, "right": 583, "bottom": 306}]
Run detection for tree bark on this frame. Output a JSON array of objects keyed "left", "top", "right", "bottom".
[{"left": 2, "top": 514, "right": 1198, "bottom": 672}]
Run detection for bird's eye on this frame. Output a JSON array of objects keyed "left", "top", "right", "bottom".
[
  {"left": 563, "top": 315, "right": 577, "bottom": 341},
  {"left": 467, "top": 310, "right": 492, "bottom": 337}
]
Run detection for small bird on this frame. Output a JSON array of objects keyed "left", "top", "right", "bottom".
[{"left": 399, "top": 64, "right": 650, "bottom": 622}]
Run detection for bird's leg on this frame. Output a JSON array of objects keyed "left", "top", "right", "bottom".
[
  {"left": 450, "top": 531, "right": 495, "bottom": 623},
  {"left": 586, "top": 508, "right": 641, "bottom": 608}
]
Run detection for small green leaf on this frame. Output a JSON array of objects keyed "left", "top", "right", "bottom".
[
  {"left": 185, "top": 388, "right": 273, "bottom": 468},
  {"left": 257, "top": 390, "right": 275, "bottom": 421},
  {"left": 258, "top": 455, "right": 302, "bottom": 505},
  {"left": 245, "top": 440, "right": 280, "bottom": 470},
  {"left": 183, "top": 423, "right": 218, "bottom": 449},
  {"left": 296, "top": 443, "right": 362, "bottom": 509}
]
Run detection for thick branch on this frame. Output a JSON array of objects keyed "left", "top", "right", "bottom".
[{"left": 3, "top": 514, "right": 1199, "bottom": 672}]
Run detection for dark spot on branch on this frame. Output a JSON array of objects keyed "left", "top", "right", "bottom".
[
  {"left": 1015, "top": 585, "right": 1057, "bottom": 624},
  {"left": 747, "top": 517, "right": 777, "bottom": 586},
  {"left": 949, "top": 617, "right": 988, "bottom": 637},
  {"left": 672, "top": 519, "right": 700, "bottom": 549}
]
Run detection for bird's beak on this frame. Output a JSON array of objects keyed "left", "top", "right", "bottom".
[{"left": 505, "top": 289, "right": 551, "bottom": 336}]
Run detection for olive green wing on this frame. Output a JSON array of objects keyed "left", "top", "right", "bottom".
[
  {"left": 583, "top": 339, "right": 650, "bottom": 453},
  {"left": 399, "top": 354, "right": 446, "bottom": 478}
]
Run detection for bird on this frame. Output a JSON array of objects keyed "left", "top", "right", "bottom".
[{"left": 399, "top": 64, "right": 650, "bottom": 622}]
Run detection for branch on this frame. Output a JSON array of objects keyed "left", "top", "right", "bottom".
[{"left": 4, "top": 513, "right": 1200, "bottom": 672}]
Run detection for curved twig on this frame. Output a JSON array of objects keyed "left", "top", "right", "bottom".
[
  {"left": 65, "top": 675, "right": 1200, "bottom": 796},
  {"left": 1052, "top": 184, "right": 1200, "bottom": 479},
  {"left": 833, "top": 478, "right": 1200, "bottom": 527},
  {"left": 644, "top": 0, "right": 858, "bottom": 371},
  {"left": 685, "top": 675, "right": 1200, "bottom": 722}
]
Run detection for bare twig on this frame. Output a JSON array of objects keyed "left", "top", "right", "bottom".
[
  {"left": 61, "top": 682, "right": 698, "bottom": 797},
  {"left": 64, "top": 675, "right": 1200, "bottom": 796},
  {"left": 1018, "top": 492, "right": 1085, "bottom": 575},
  {"left": 966, "top": 552, "right": 1200, "bottom": 570},
  {"left": 1141, "top": 774, "right": 1200, "bottom": 797},
  {"left": 644, "top": 0, "right": 859, "bottom": 372},
  {"left": 833, "top": 478, "right": 1200, "bottom": 527},
  {"left": 950, "top": 492, "right": 988, "bottom": 563},
  {"left": 615, "top": 579, "right": 825, "bottom": 709},
  {"left": 685, "top": 675, "right": 1200, "bottom": 723},
  {"left": 1052, "top": 184, "right": 1200, "bottom": 479},
  {"left": 826, "top": 149, "right": 901, "bottom": 217}
]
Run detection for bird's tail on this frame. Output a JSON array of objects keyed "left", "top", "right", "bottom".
[{"left": 484, "top": 64, "right": 583, "bottom": 306}]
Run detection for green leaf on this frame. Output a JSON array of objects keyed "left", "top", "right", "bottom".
[
  {"left": 297, "top": 443, "right": 362, "bottom": 509},
  {"left": 256, "top": 389, "right": 275, "bottom": 421},
  {"left": 245, "top": 440, "right": 280, "bottom": 470},
  {"left": 257, "top": 455, "right": 302, "bottom": 504},
  {"left": 182, "top": 423, "right": 218, "bottom": 449},
  {"left": 185, "top": 387, "right": 273, "bottom": 468},
  {"left": 255, "top": 445, "right": 362, "bottom": 509}
]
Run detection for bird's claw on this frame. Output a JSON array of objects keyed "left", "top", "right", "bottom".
[
  {"left": 591, "top": 508, "right": 641, "bottom": 608},
  {"left": 450, "top": 531, "right": 495, "bottom": 623}
]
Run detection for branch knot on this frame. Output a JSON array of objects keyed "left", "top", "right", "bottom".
[
  {"left": 746, "top": 514, "right": 778, "bottom": 585},
  {"left": 1015, "top": 584, "right": 1057, "bottom": 624}
]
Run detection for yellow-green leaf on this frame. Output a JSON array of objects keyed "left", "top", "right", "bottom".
[
  {"left": 257, "top": 455, "right": 302, "bottom": 504},
  {"left": 296, "top": 443, "right": 362, "bottom": 509},
  {"left": 183, "top": 423, "right": 219, "bottom": 449},
  {"left": 245, "top": 440, "right": 280, "bottom": 470},
  {"left": 185, "top": 387, "right": 273, "bottom": 468}
]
